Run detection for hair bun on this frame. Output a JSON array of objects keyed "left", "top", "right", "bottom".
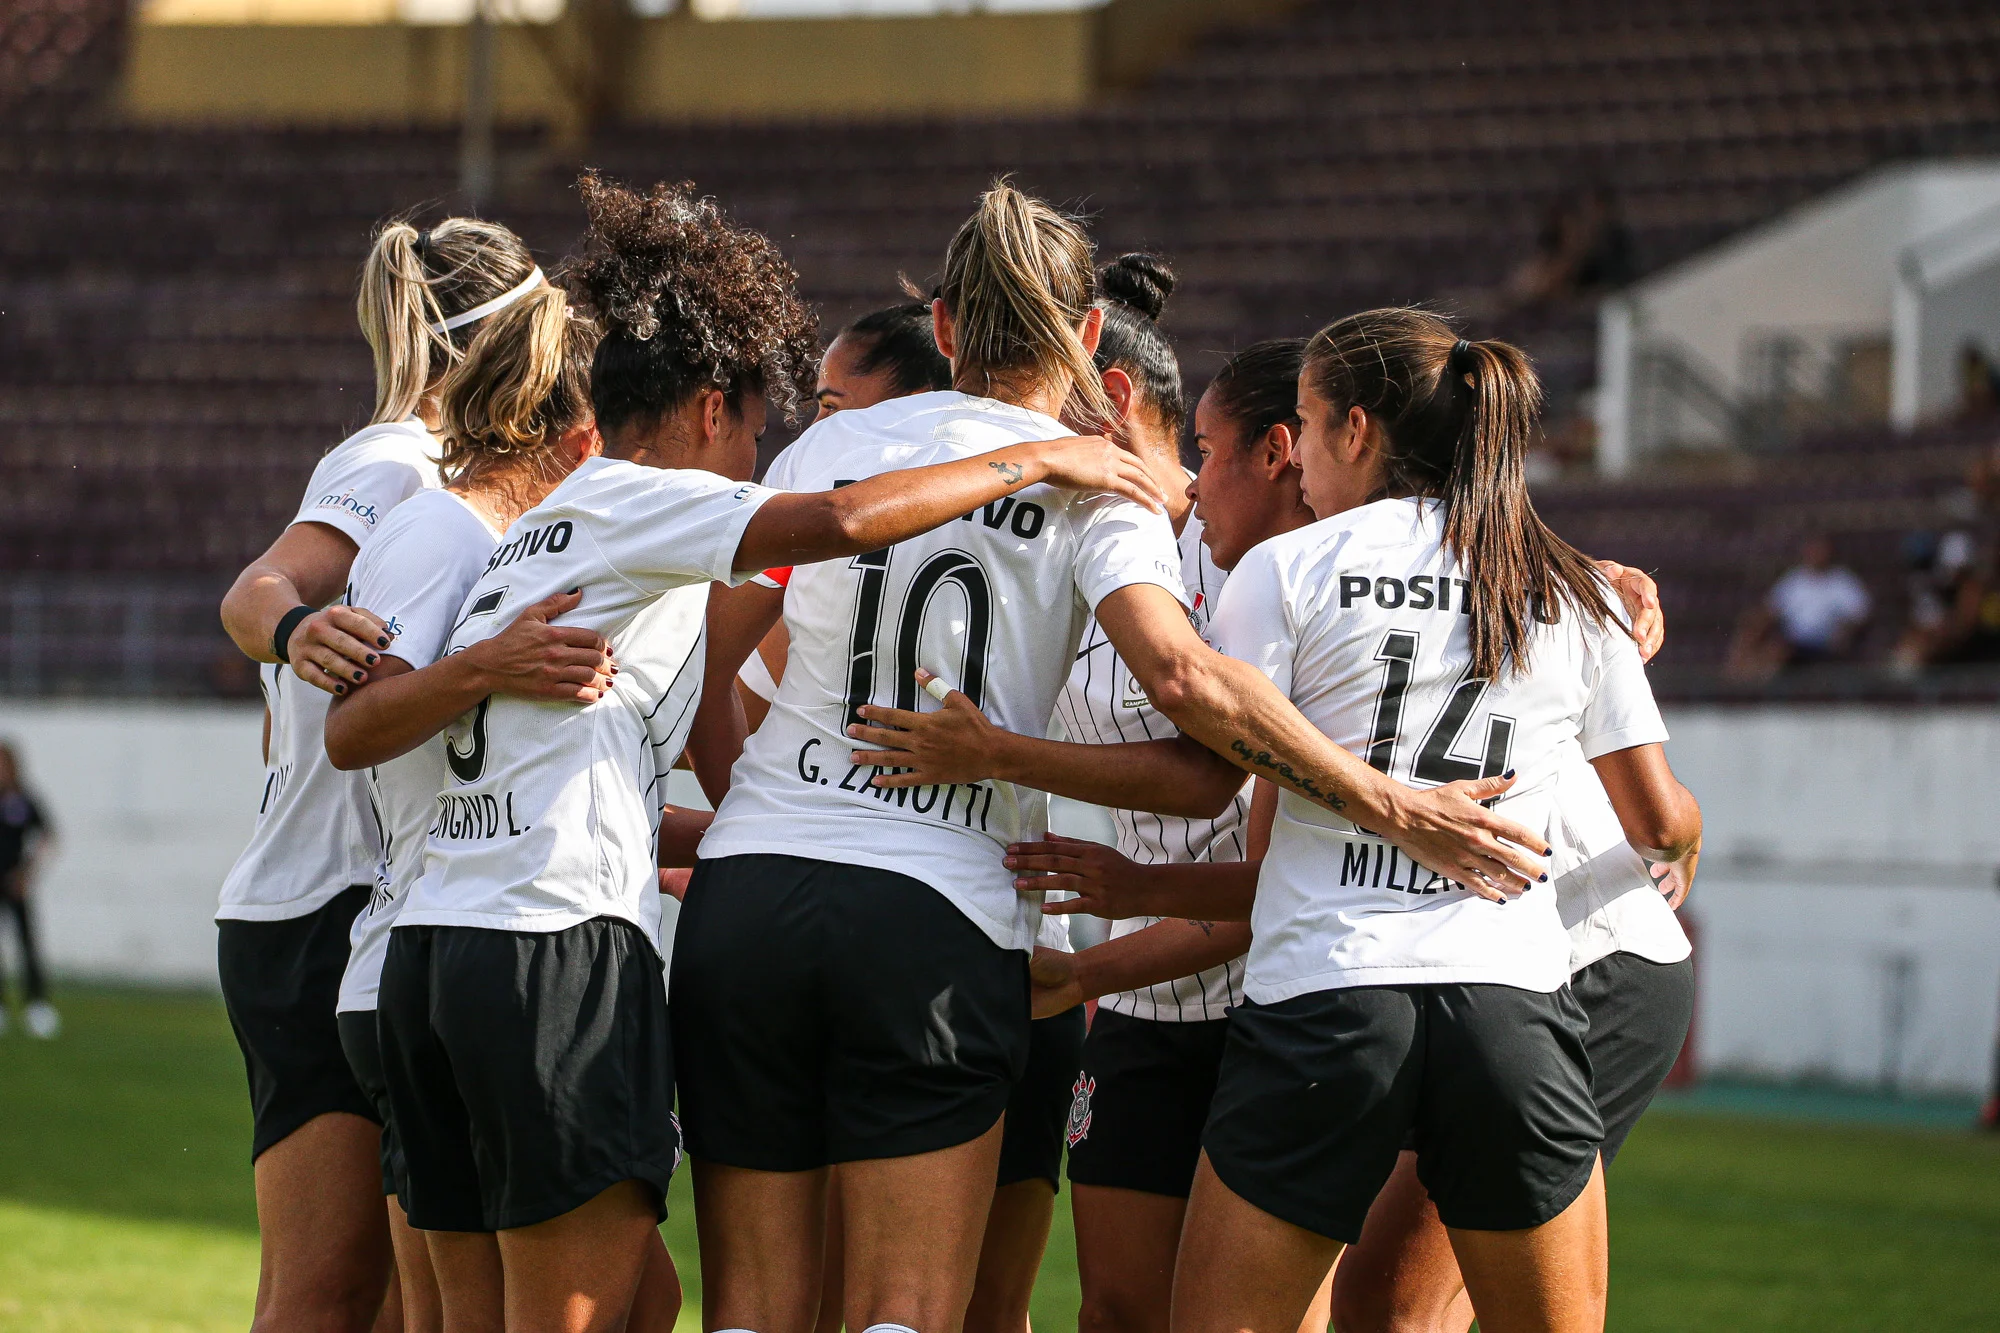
[{"left": 1098, "top": 252, "right": 1175, "bottom": 322}]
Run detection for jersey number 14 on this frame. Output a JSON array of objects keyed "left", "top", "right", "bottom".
[{"left": 1366, "top": 630, "right": 1514, "bottom": 787}]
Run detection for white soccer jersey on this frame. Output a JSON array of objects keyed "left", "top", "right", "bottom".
[
  {"left": 217, "top": 418, "right": 442, "bottom": 922},
  {"left": 336, "top": 490, "right": 500, "bottom": 1013},
  {"left": 1054, "top": 509, "right": 1249, "bottom": 1021},
  {"left": 1550, "top": 754, "right": 1691, "bottom": 974},
  {"left": 396, "top": 455, "right": 775, "bottom": 950},
  {"left": 1209, "top": 497, "right": 1667, "bottom": 1001},
  {"left": 702, "top": 391, "right": 1188, "bottom": 953}
]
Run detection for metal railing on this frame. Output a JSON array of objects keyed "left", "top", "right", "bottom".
[{"left": 1, "top": 575, "right": 248, "bottom": 698}]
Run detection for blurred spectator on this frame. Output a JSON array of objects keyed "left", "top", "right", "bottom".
[
  {"left": 0, "top": 740, "right": 58, "bottom": 1039},
  {"left": 1892, "top": 447, "right": 2000, "bottom": 672},
  {"left": 1726, "top": 536, "right": 1872, "bottom": 680},
  {"left": 1503, "top": 185, "right": 1636, "bottom": 310},
  {"left": 1959, "top": 342, "right": 2000, "bottom": 420}
]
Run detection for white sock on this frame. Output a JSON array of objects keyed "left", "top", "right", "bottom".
[{"left": 862, "top": 1324, "right": 922, "bottom": 1333}]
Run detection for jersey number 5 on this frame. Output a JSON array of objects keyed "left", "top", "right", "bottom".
[
  {"left": 843, "top": 548, "right": 994, "bottom": 725},
  {"left": 1366, "top": 630, "right": 1515, "bottom": 787},
  {"left": 445, "top": 698, "right": 490, "bottom": 783}
]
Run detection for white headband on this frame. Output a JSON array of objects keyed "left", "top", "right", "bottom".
[{"left": 431, "top": 267, "right": 545, "bottom": 334}]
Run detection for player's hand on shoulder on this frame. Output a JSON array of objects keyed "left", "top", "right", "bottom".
[
  {"left": 1028, "top": 946, "right": 1085, "bottom": 1020},
  {"left": 849, "top": 670, "right": 1005, "bottom": 787},
  {"left": 1006, "top": 833, "right": 1147, "bottom": 918},
  {"left": 1025, "top": 434, "right": 1166, "bottom": 512},
  {"left": 289, "top": 605, "right": 393, "bottom": 696},
  {"left": 466, "top": 589, "right": 619, "bottom": 705},
  {"left": 1596, "top": 559, "right": 1665, "bottom": 662}
]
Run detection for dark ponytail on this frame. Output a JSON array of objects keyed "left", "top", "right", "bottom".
[
  {"left": 841, "top": 302, "right": 951, "bottom": 397},
  {"left": 1093, "top": 252, "right": 1186, "bottom": 437},
  {"left": 1302, "top": 307, "right": 1612, "bottom": 679},
  {"left": 1207, "top": 337, "right": 1305, "bottom": 447}
]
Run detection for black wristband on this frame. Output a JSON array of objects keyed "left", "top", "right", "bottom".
[{"left": 272, "top": 605, "right": 314, "bottom": 664}]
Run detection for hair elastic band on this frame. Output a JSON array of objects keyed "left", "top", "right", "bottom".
[{"left": 431, "top": 267, "right": 545, "bottom": 334}]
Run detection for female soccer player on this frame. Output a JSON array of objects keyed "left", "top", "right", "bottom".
[
  {"left": 370, "top": 174, "right": 1161, "bottom": 1333},
  {"left": 215, "top": 216, "right": 545, "bottom": 1332},
  {"left": 680, "top": 181, "right": 1554, "bottom": 1333},
  {"left": 320, "top": 282, "right": 628, "bottom": 1333},
  {"left": 1181, "top": 310, "right": 1700, "bottom": 1333}
]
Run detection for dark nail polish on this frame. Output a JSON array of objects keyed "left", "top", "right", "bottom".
[
  {"left": 1543, "top": 847, "right": 1554, "bottom": 856},
  {"left": 377, "top": 636, "right": 390, "bottom": 648},
  {"left": 353, "top": 671, "right": 365, "bottom": 682},
  {"left": 365, "top": 654, "right": 378, "bottom": 665},
  {"left": 335, "top": 683, "right": 347, "bottom": 694},
  {"left": 1538, "top": 873, "right": 1549, "bottom": 883},
  {"left": 1502, "top": 768, "right": 1516, "bottom": 780}
]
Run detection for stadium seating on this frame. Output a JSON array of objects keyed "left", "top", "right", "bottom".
[{"left": 5, "top": 0, "right": 2000, "bottom": 694}]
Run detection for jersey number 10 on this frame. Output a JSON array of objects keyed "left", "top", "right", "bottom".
[{"left": 843, "top": 548, "right": 995, "bottom": 725}]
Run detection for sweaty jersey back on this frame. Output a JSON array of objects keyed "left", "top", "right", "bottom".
[
  {"left": 1209, "top": 497, "right": 1665, "bottom": 1002},
  {"left": 703, "top": 391, "right": 1186, "bottom": 952}
]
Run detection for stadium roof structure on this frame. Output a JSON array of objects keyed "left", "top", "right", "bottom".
[{"left": 1598, "top": 160, "right": 2000, "bottom": 471}]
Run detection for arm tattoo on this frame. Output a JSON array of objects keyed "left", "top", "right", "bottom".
[
  {"left": 989, "top": 460, "right": 1024, "bottom": 485},
  {"left": 1229, "top": 738, "right": 1347, "bottom": 812},
  {"left": 1187, "top": 919, "right": 1216, "bottom": 936}
]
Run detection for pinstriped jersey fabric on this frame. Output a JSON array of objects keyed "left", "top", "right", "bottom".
[{"left": 1053, "top": 509, "right": 1249, "bottom": 1021}]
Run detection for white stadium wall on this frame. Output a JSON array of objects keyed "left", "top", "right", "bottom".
[{"left": 1, "top": 700, "right": 1995, "bottom": 1094}]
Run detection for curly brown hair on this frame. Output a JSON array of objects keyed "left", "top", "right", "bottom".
[{"left": 569, "top": 173, "right": 819, "bottom": 433}]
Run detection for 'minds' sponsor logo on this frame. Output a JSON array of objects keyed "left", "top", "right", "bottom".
[{"left": 316, "top": 488, "right": 381, "bottom": 526}]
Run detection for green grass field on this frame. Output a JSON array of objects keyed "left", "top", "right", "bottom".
[{"left": 1, "top": 989, "right": 1996, "bottom": 1332}]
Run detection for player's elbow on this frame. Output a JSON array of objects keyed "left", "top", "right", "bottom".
[
  {"left": 322, "top": 718, "right": 370, "bottom": 772},
  {"left": 1627, "top": 794, "right": 1701, "bottom": 862},
  {"left": 1134, "top": 655, "right": 1207, "bottom": 724}
]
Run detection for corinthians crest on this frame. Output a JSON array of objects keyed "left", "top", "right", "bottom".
[{"left": 1065, "top": 1071, "right": 1095, "bottom": 1148}]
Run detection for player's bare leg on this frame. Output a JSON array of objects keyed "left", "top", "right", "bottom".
[
  {"left": 375, "top": 1262, "right": 404, "bottom": 1333},
  {"left": 1444, "top": 1158, "right": 1607, "bottom": 1333},
  {"left": 693, "top": 1158, "right": 829, "bottom": 1333},
  {"left": 1170, "top": 1154, "right": 1343, "bottom": 1333},
  {"left": 497, "top": 1180, "right": 657, "bottom": 1333},
  {"left": 814, "top": 1168, "right": 847, "bottom": 1333},
  {"left": 1298, "top": 1264, "right": 1336, "bottom": 1333},
  {"left": 1074, "top": 1184, "right": 1184, "bottom": 1333},
  {"left": 839, "top": 1117, "right": 1006, "bottom": 1333},
  {"left": 1330, "top": 1152, "right": 1473, "bottom": 1333},
  {"left": 622, "top": 1227, "right": 683, "bottom": 1333},
  {"left": 964, "top": 1178, "right": 1056, "bottom": 1333},
  {"left": 250, "top": 1112, "right": 395, "bottom": 1333},
  {"left": 387, "top": 1198, "right": 443, "bottom": 1333},
  {"left": 424, "top": 1229, "right": 502, "bottom": 1333}
]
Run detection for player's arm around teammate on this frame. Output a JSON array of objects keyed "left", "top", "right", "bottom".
[{"left": 212, "top": 217, "right": 546, "bottom": 1333}]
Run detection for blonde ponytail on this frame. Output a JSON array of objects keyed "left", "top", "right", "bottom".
[
  {"left": 437, "top": 283, "right": 599, "bottom": 485},
  {"left": 940, "top": 179, "right": 1114, "bottom": 431},
  {"left": 357, "top": 216, "right": 538, "bottom": 425}
]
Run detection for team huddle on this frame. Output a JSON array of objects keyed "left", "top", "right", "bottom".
[{"left": 213, "top": 175, "right": 1702, "bottom": 1333}]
